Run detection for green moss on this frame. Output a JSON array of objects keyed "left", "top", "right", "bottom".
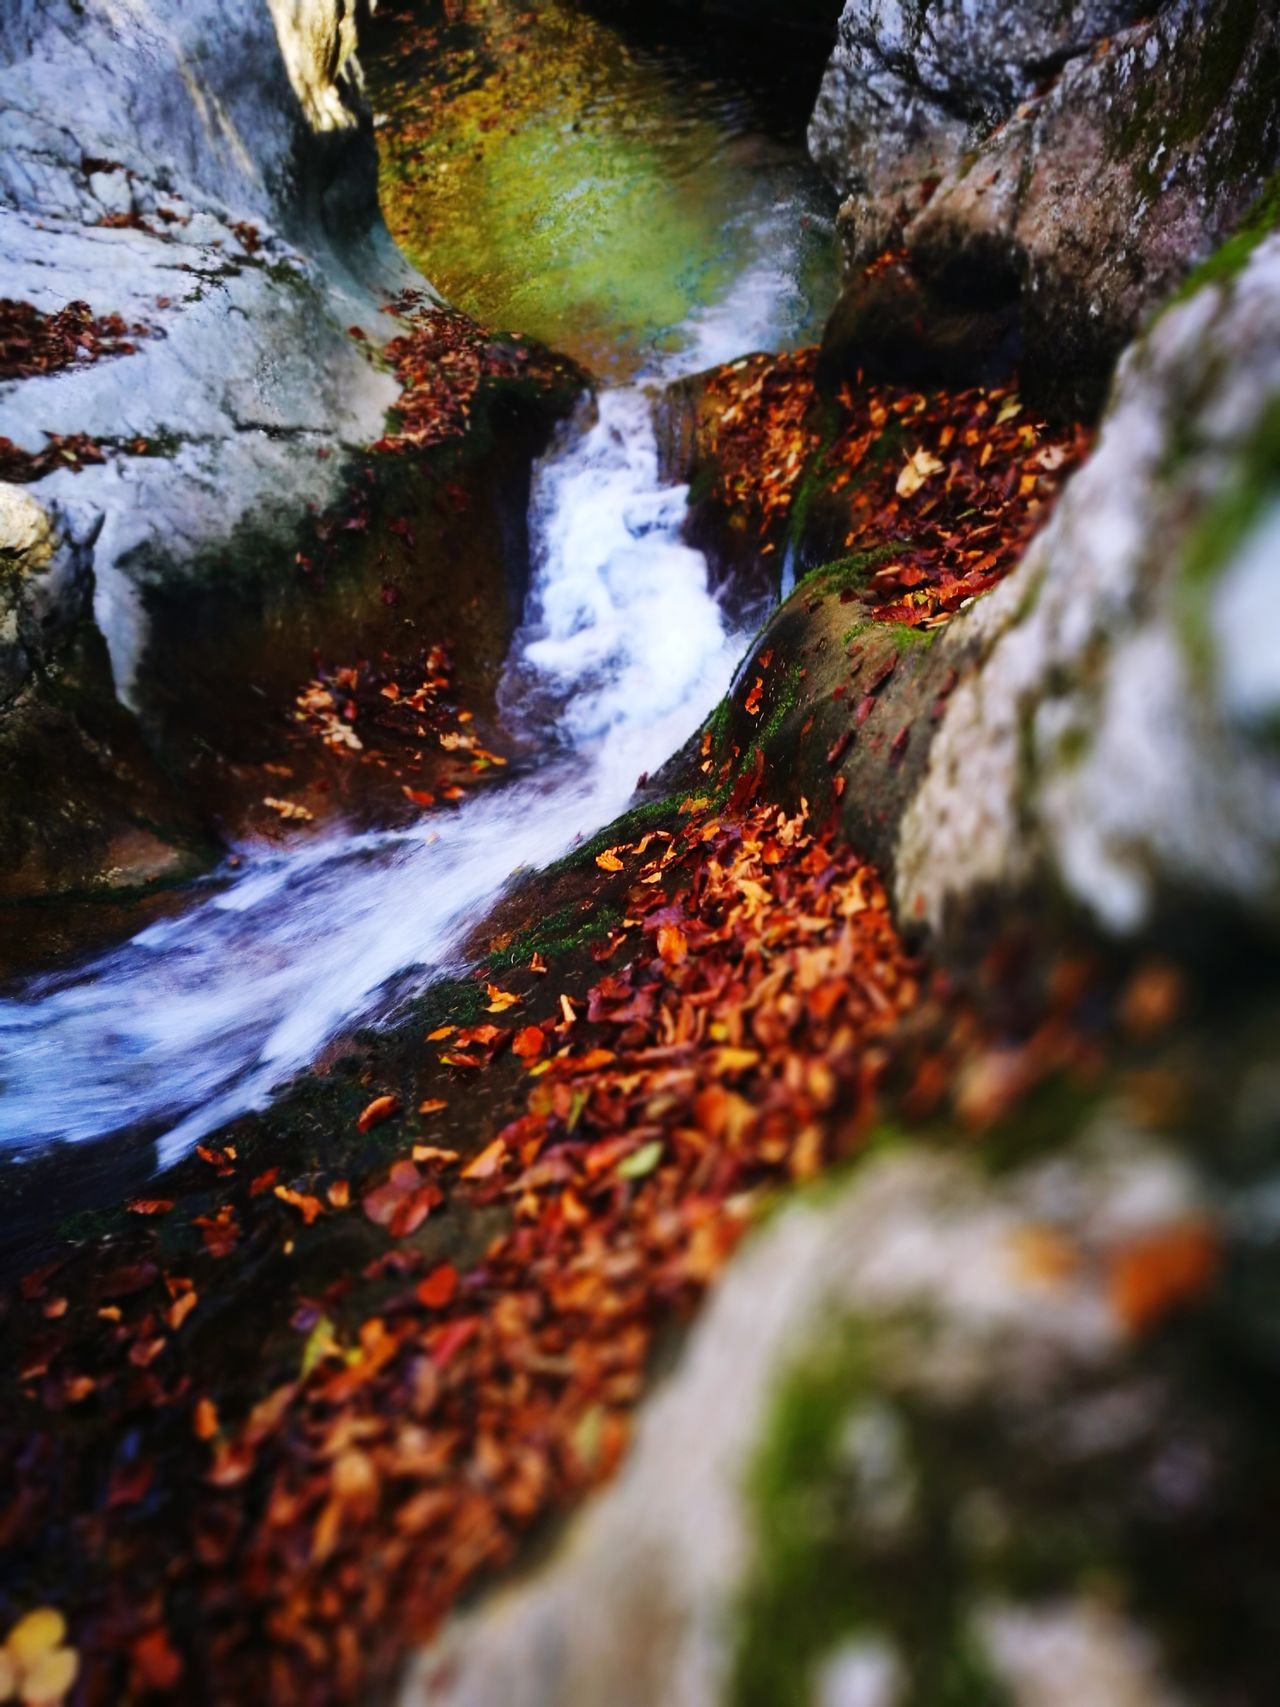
[
  {"left": 805, "top": 542, "right": 900, "bottom": 595},
  {"left": 1161, "top": 169, "right": 1280, "bottom": 314},
  {"left": 732, "top": 1321, "right": 1015, "bottom": 1707},
  {"left": 841, "top": 619, "right": 937, "bottom": 655},
  {"left": 704, "top": 693, "right": 734, "bottom": 761},
  {"left": 1177, "top": 393, "right": 1280, "bottom": 682},
  {"left": 485, "top": 900, "right": 623, "bottom": 971}
]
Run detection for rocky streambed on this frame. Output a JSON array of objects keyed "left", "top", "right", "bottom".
[{"left": 1, "top": 1, "right": 1279, "bottom": 1705}]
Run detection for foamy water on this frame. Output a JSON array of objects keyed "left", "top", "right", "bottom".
[{"left": 0, "top": 194, "right": 818, "bottom": 1168}]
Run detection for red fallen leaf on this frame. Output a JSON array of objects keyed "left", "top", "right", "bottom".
[
  {"left": 758, "top": 648, "right": 774, "bottom": 669},
  {"left": 250, "top": 1166, "right": 281, "bottom": 1196},
  {"left": 461, "top": 1138, "right": 507, "bottom": 1180},
  {"left": 888, "top": 725, "right": 911, "bottom": 765},
  {"left": 415, "top": 1263, "right": 459, "bottom": 1308},
  {"left": 430, "top": 1316, "right": 478, "bottom": 1368},
  {"left": 100, "top": 1261, "right": 159, "bottom": 1299},
  {"left": 19, "top": 1260, "right": 64, "bottom": 1301},
  {"left": 357, "top": 1094, "right": 401, "bottom": 1133},
  {"left": 195, "top": 1143, "right": 235, "bottom": 1176},
  {"left": 512, "top": 1025, "right": 545, "bottom": 1062},
  {"left": 391, "top": 1184, "right": 442, "bottom": 1238},
  {"left": 403, "top": 786, "right": 437, "bottom": 807},
  {"left": 192, "top": 1208, "right": 238, "bottom": 1259},
  {"left": 827, "top": 729, "right": 853, "bottom": 767},
  {"left": 131, "top": 1628, "right": 183, "bottom": 1693},
  {"left": 107, "top": 1457, "right": 155, "bottom": 1509},
  {"left": 362, "top": 1182, "right": 404, "bottom": 1227},
  {"left": 127, "top": 1199, "right": 174, "bottom": 1216},
  {"left": 274, "top": 1185, "right": 326, "bottom": 1225},
  {"left": 389, "top": 1159, "right": 421, "bottom": 1191}
]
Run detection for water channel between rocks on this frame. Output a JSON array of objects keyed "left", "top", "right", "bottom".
[{"left": 0, "top": 0, "right": 838, "bottom": 1170}]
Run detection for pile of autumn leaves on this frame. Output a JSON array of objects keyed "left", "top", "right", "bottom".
[
  {"left": 700, "top": 347, "right": 1090, "bottom": 629},
  {"left": 123, "top": 796, "right": 921, "bottom": 1701},
  {"left": 366, "top": 295, "right": 579, "bottom": 456},
  {"left": 0, "top": 298, "right": 149, "bottom": 484},
  {"left": 0, "top": 298, "right": 143, "bottom": 383}
]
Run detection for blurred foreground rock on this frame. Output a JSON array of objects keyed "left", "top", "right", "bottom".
[{"left": 412, "top": 1021, "right": 1280, "bottom": 1705}]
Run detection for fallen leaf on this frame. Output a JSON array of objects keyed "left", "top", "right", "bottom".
[
  {"left": 896, "top": 447, "right": 945, "bottom": 498},
  {"left": 617, "top": 1140, "right": 663, "bottom": 1180},
  {"left": 461, "top": 1138, "right": 507, "bottom": 1181},
  {"left": 415, "top": 1264, "right": 459, "bottom": 1308},
  {"left": 357, "top": 1094, "right": 402, "bottom": 1133}
]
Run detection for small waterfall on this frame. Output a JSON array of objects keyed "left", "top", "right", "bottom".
[{"left": 0, "top": 212, "right": 820, "bottom": 1170}]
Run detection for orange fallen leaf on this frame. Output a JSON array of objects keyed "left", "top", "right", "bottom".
[
  {"left": 412, "top": 1144, "right": 460, "bottom": 1167},
  {"left": 657, "top": 924, "right": 688, "bottom": 965},
  {"left": 167, "top": 1291, "right": 199, "bottom": 1331},
  {"left": 485, "top": 982, "right": 519, "bottom": 1012},
  {"left": 595, "top": 848, "right": 624, "bottom": 871},
  {"left": 1109, "top": 1219, "right": 1219, "bottom": 1335},
  {"left": 357, "top": 1094, "right": 401, "bottom": 1133},
  {"left": 461, "top": 1138, "right": 507, "bottom": 1181},
  {"left": 418, "top": 1098, "right": 448, "bottom": 1115},
  {"left": 512, "top": 1025, "right": 545, "bottom": 1062},
  {"left": 274, "top": 1185, "right": 326, "bottom": 1225},
  {"left": 126, "top": 1199, "right": 174, "bottom": 1216}
]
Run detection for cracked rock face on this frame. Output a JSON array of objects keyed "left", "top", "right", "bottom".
[
  {"left": 811, "top": 0, "right": 1280, "bottom": 412},
  {"left": 0, "top": 0, "right": 430, "bottom": 700},
  {"left": 896, "top": 233, "right": 1280, "bottom": 938}
]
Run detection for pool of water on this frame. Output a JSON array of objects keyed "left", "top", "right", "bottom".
[{"left": 366, "top": 0, "right": 839, "bottom": 379}]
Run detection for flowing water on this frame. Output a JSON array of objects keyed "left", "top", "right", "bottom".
[{"left": 0, "top": 1, "right": 837, "bottom": 1169}]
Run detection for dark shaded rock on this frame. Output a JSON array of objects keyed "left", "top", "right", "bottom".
[
  {"left": 811, "top": 0, "right": 1280, "bottom": 412},
  {"left": 816, "top": 253, "right": 1022, "bottom": 392}
]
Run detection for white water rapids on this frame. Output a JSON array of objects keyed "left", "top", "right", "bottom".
[{"left": 0, "top": 201, "right": 828, "bottom": 1170}]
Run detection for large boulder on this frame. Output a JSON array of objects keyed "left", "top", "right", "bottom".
[
  {"left": 896, "top": 228, "right": 1280, "bottom": 939},
  {"left": 408, "top": 1042, "right": 1280, "bottom": 1706},
  {"left": 678, "top": 220, "right": 1280, "bottom": 950},
  {"left": 811, "top": 0, "right": 1280, "bottom": 412},
  {"left": 0, "top": 0, "right": 427, "bottom": 701}
]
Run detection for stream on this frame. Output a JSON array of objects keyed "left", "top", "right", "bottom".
[{"left": 0, "top": 0, "right": 837, "bottom": 1170}]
